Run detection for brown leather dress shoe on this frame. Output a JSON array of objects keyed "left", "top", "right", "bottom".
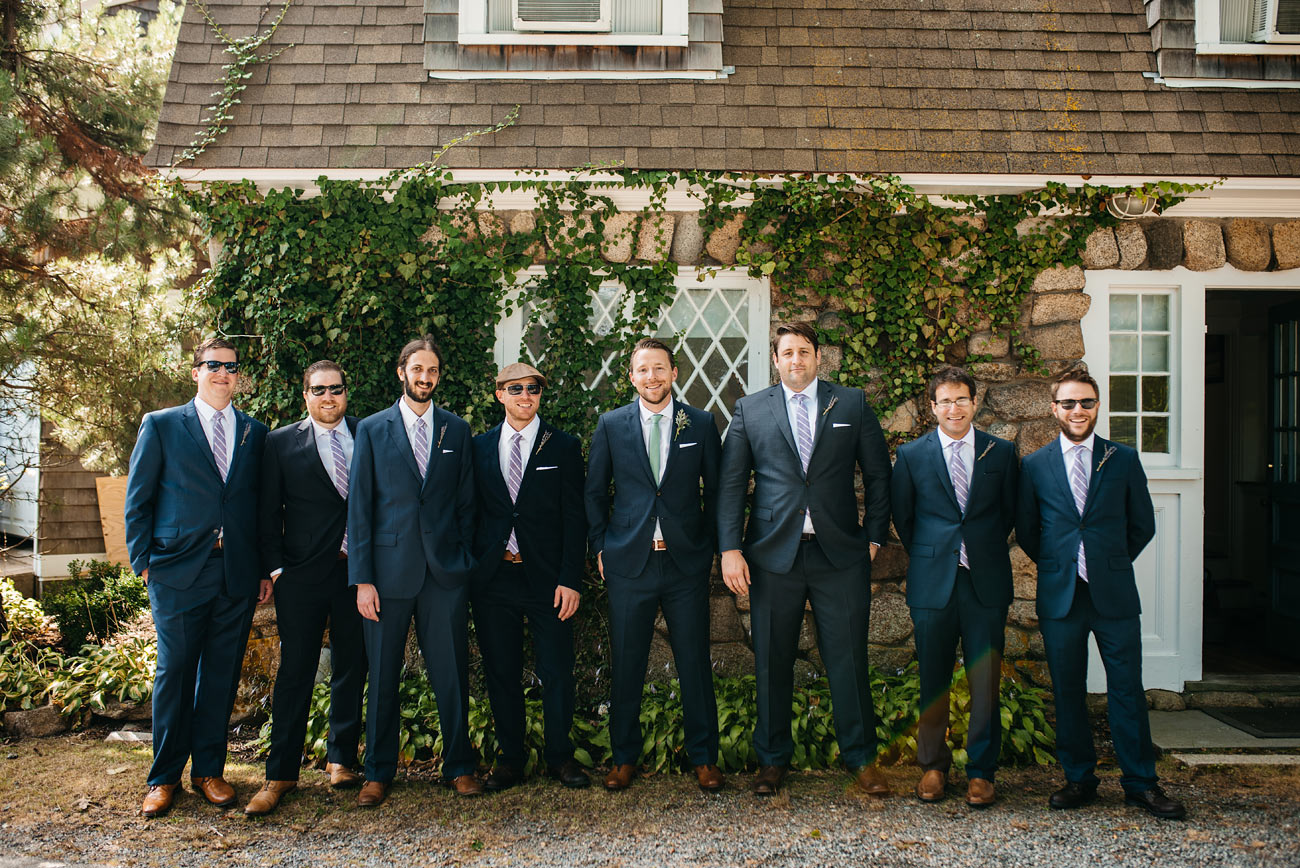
[
  {"left": 604, "top": 764, "right": 636, "bottom": 791},
  {"left": 326, "top": 763, "right": 363, "bottom": 789},
  {"left": 852, "top": 765, "right": 892, "bottom": 797},
  {"left": 694, "top": 764, "right": 724, "bottom": 792},
  {"left": 752, "top": 765, "right": 787, "bottom": 796},
  {"left": 450, "top": 774, "right": 484, "bottom": 796},
  {"left": 966, "top": 777, "right": 996, "bottom": 808},
  {"left": 191, "top": 775, "right": 237, "bottom": 808},
  {"left": 142, "top": 784, "right": 177, "bottom": 818},
  {"left": 357, "top": 780, "right": 388, "bottom": 807},
  {"left": 916, "top": 769, "right": 946, "bottom": 802},
  {"left": 244, "top": 781, "right": 297, "bottom": 816}
]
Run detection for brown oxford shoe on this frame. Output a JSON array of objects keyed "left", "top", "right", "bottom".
[
  {"left": 141, "top": 784, "right": 177, "bottom": 818},
  {"left": 604, "top": 764, "right": 636, "bottom": 791},
  {"left": 852, "top": 765, "right": 892, "bottom": 797},
  {"left": 326, "top": 763, "right": 363, "bottom": 789},
  {"left": 752, "top": 764, "right": 787, "bottom": 796},
  {"left": 966, "top": 777, "right": 996, "bottom": 808},
  {"left": 450, "top": 774, "right": 484, "bottom": 797},
  {"left": 694, "top": 764, "right": 724, "bottom": 792},
  {"left": 915, "top": 769, "right": 946, "bottom": 802},
  {"left": 190, "top": 775, "right": 237, "bottom": 808},
  {"left": 357, "top": 780, "right": 388, "bottom": 807},
  {"left": 243, "top": 781, "right": 297, "bottom": 816}
]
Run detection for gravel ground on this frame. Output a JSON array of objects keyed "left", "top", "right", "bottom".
[{"left": 2, "top": 732, "right": 1297, "bottom": 868}]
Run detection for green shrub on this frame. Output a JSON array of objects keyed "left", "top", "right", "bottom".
[
  {"left": 41, "top": 559, "right": 148, "bottom": 648},
  {"left": 1, "top": 577, "right": 52, "bottom": 639},
  {"left": 44, "top": 637, "right": 156, "bottom": 717},
  {"left": 0, "top": 638, "right": 62, "bottom": 711}
]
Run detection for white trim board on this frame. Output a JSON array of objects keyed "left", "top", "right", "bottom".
[{"left": 34, "top": 551, "right": 107, "bottom": 579}]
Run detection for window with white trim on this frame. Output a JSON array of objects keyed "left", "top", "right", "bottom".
[
  {"left": 1108, "top": 291, "right": 1175, "bottom": 455},
  {"left": 1196, "top": 0, "right": 1300, "bottom": 52},
  {"left": 458, "top": 0, "right": 689, "bottom": 46}
]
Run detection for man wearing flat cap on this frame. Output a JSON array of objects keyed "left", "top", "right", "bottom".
[{"left": 470, "top": 362, "right": 590, "bottom": 790}]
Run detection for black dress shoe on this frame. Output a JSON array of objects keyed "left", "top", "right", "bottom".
[
  {"left": 1125, "top": 785, "right": 1187, "bottom": 820},
  {"left": 548, "top": 759, "right": 592, "bottom": 789},
  {"left": 484, "top": 765, "right": 523, "bottom": 793},
  {"left": 752, "top": 765, "right": 788, "bottom": 796},
  {"left": 1049, "top": 781, "right": 1099, "bottom": 810}
]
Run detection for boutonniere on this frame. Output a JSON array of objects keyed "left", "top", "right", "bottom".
[
  {"left": 1095, "top": 445, "right": 1116, "bottom": 473},
  {"left": 976, "top": 441, "right": 994, "bottom": 462},
  {"left": 821, "top": 395, "right": 838, "bottom": 417},
  {"left": 674, "top": 408, "right": 690, "bottom": 439},
  {"left": 238, "top": 422, "right": 249, "bottom": 447},
  {"left": 436, "top": 424, "right": 447, "bottom": 449},
  {"left": 535, "top": 430, "right": 552, "bottom": 456}
]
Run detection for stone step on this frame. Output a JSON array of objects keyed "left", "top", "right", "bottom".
[
  {"left": 1172, "top": 753, "right": 1300, "bottom": 768},
  {"left": 1150, "top": 710, "right": 1300, "bottom": 751}
]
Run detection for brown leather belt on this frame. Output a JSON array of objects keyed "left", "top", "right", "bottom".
[
  {"left": 650, "top": 539, "right": 668, "bottom": 551},
  {"left": 212, "top": 537, "right": 224, "bottom": 552},
  {"left": 503, "top": 551, "right": 523, "bottom": 563},
  {"left": 799, "top": 533, "right": 816, "bottom": 541}
]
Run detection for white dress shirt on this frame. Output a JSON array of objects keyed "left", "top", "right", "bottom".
[
  {"left": 639, "top": 398, "right": 673, "bottom": 542},
  {"left": 398, "top": 396, "right": 434, "bottom": 465},
  {"left": 193, "top": 396, "right": 236, "bottom": 473},
  {"left": 312, "top": 418, "right": 354, "bottom": 493},
  {"left": 1059, "top": 431, "right": 1095, "bottom": 582},
  {"left": 498, "top": 415, "right": 541, "bottom": 484},
  {"left": 936, "top": 425, "right": 975, "bottom": 494},
  {"left": 781, "top": 380, "right": 818, "bottom": 534}
]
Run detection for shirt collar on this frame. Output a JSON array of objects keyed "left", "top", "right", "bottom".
[
  {"left": 504, "top": 414, "right": 541, "bottom": 441},
  {"left": 1059, "top": 431, "right": 1096, "bottom": 454},
  {"left": 937, "top": 425, "right": 976, "bottom": 451},
  {"left": 781, "top": 379, "right": 818, "bottom": 404},
  {"left": 310, "top": 417, "right": 348, "bottom": 440},
  {"left": 398, "top": 396, "right": 432, "bottom": 430},
  {"left": 639, "top": 397, "right": 673, "bottom": 423},
  {"left": 193, "top": 396, "right": 232, "bottom": 422}
]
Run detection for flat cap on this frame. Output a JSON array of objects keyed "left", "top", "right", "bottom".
[{"left": 495, "top": 362, "right": 548, "bottom": 388}]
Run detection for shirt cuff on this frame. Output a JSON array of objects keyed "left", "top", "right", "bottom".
[{"left": 270, "top": 568, "right": 282, "bottom": 580}]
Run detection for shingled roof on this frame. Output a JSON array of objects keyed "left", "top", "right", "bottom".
[{"left": 149, "top": 0, "right": 1300, "bottom": 176}]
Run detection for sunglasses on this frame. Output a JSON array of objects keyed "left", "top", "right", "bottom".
[
  {"left": 1053, "top": 398, "right": 1098, "bottom": 410},
  {"left": 196, "top": 360, "right": 239, "bottom": 373},
  {"left": 504, "top": 383, "right": 543, "bottom": 395},
  {"left": 307, "top": 384, "right": 346, "bottom": 396}
]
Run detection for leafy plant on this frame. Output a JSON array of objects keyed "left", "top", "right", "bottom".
[
  {"left": 1, "top": 577, "right": 52, "bottom": 639},
  {"left": 44, "top": 637, "right": 157, "bottom": 717},
  {"left": 0, "top": 638, "right": 62, "bottom": 711},
  {"left": 41, "top": 560, "right": 148, "bottom": 649}
]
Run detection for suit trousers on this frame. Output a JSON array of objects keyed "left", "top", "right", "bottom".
[
  {"left": 147, "top": 551, "right": 256, "bottom": 786},
  {"left": 1040, "top": 579, "right": 1158, "bottom": 793},
  {"left": 471, "top": 560, "right": 576, "bottom": 769},
  {"left": 362, "top": 574, "right": 474, "bottom": 783},
  {"left": 265, "top": 559, "right": 367, "bottom": 780},
  {"left": 910, "top": 567, "right": 1007, "bottom": 781},
  {"left": 607, "top": 552, "right": 718, "bottom": 767},
  {"left": 750, "top": 538, "right": 876, "bottom": 768}
]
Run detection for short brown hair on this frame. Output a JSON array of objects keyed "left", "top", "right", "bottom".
[
  {"left": 191, "top": 337, "right": 237, "bottom": 367},
  {"left": 927, "top": 366, "right": 977, "bottom": 403},
  {"left": 629, "top": 337, "right": 675, "bottom": 370},
  {"left": 1051, "top": 367, "right": 1099, "bottom": 400},
  {"left": 302, "top": 359, "right": 346, "bottom": 390},
  {"left": 772, "top": 321, "right": 819, "bottom": 355},
  {"left": 397, "top": 335, "right": 443, "bottom": 371}
]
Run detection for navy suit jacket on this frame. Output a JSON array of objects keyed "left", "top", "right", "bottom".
[
  {"left": 585, "top": 400, "right": 722, "bottom": 580},
  {"left": 258, "top": 415, "right": 359, "bottom": 586},
  {"left": 124, "top": 399, "right": 267, "bottom": 596},
  {"left": 347, "top": 400, "right": 476, "bottom": 597},
  {"left": 1016, "top": 436, "right": 1156, "bottom": 621},
  {"left": 891, "top": 427, "right": 1018, "bottom": 610},
  {"left": 472, "top": 419, "right": 586, "bottom": 591},
  {"left": 717, "top": 381, "right": 891, "bottom": 575}
]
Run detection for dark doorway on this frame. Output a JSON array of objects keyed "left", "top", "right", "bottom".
[{"left": 1203, "top": 290, "right": 1300, "bottom": 675}]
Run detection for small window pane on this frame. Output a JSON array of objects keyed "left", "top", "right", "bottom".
[
  {"left": 1111, "top": 335, "right": 1139, "bottom": 371},
  {"left": 1142, "top": 334, "right": 1170, "bottom": 372},
  {"left": 1111, "top": 375, "right": 1137, "bottom": 412},
  {"left": 1141, "top": 416, "right": 1169, "bottom": 454},
  {"left": 1142, "top": 376, "right": 1170, "bottom": 413},
  {"left": 1111, "top": 295, "right": 1139, "bottom": 331},
  {"left": 1112, "top": 416, "right": 1138, "bottom": 448},
  {"left": 1141, "top": 294, "right": 1170, "bottom": 331}
]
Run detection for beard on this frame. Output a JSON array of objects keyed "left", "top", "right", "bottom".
[
  {"left": 404, "top": 378, "right": 434, "bottom": 404},
  {"left": 1057, "top": 414, "right": 1098, "bottom": 442}
]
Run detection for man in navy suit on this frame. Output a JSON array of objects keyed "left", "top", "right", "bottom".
[
  {"left": 1017, "top": 368, "right": 1185, "bottom": 819},
  {"left": 718, "top": 321, "right": 892, "bottom": 797},
  {"left": 585, "top": 338, "right": 725, "bottom": 793},
  {"left": 891, "top": 366, "right": 1017, "bottom": 807},
  {"left": 125, "top": 337, "right": 270, "bottom": 818},
  {"left": 471, "top": 362, "right": 589, "bottom": 792},
  {"left": 245, "top": 360, "right": 366, "bottom": 815},
  {"left": 348, "top": 335, "right": 482, "bottom": 806}
]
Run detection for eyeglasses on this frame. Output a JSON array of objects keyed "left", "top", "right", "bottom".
[
  {"left": 197, "top": 360, "right": 239, "bottom": 373},
  {"left": 307, "top": 384, "right": 346, "bottom": 396},
  {"left": 933, "top": 398, "right": 973, "bottom": 409},
  {"left": 504, "top": 383, "right": 543, "bottom": 395},
  {"left": 1053, "top": 398, "right": 1098, "bottom": 410}
]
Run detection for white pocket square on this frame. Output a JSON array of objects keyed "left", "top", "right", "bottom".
[
  {"left": 832, "top": 422, "right": 851, "bottom": 429},
  {"left": 536, "top": 465, "right": 558, "bottom": 471},
  {"left": 442, "top": 449, "right": 454, "bottom": 453},
  {"left": 678, "top": 442, "right": 699, "bottom": 449}
]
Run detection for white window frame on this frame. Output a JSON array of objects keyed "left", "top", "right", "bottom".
[
  {"left": 458, "top": 0, "right": 689, "bottom": 47},
  {"left": 1195, "top": 0, "right": 1300, "bottom": 54}
]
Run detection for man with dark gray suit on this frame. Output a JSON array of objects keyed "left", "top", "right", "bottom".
[
  {"left": 891, "top": 366, "right": 1017, "bottom": 807},
  {"left": 718, "top": 322, "right": 892, "bottom": 797},
  {"left": 586, "top": 338, "right": 724, "bottom": 793},
  {"left": 125, "top": 337, "right": 270, "bottom": 818},
  {"left": 347, "top": 335, "right": 482, "bottom": 806}
]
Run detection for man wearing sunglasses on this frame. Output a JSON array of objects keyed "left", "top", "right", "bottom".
[
  {"left": 125, "top": 338, "right": 270, "bottom": 818},
  {"left": 246, "top": 361, "right": 366, "bottom": 815},
  {"left": 469, "top": 363, "right": 589, "bottom": 792},
  {"left": 1017, "top": 368, "right": 1185, "bottom": 820}
]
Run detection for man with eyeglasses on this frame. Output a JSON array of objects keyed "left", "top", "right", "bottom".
[
  {"left": 1017, "top": 368, "right": 1185, "bottom": 820},
  {"left": 891, "top": 366, "right": 1018, "bottom": 808},
  {"left": 125, "top": 337, "right": 270, "bottom": 818},
  {"left": 245, "top": 360, "right": 366, "bottom": 815},
  {"left": 470, "top": 363, "right": 589, "bottom": 792}
]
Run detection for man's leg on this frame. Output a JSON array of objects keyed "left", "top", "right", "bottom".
[
  {"left": 1040, "top": 585, "right": 1100, "bottom": 788},
  {"left": 471, "top": 563, "right": 529, "bottom": 768},
  {"left": 264, "top": 579, "right": 331, "bottom": 781},
  {"left": 749, "top": 559, "right": 809, "bottom": 767},
  {"left": 413, "top": 578, "right": 475, "bottom": 780},
  {"left": 910, "top": 597, "right": 960, "bottom": 778},
  {"left": 325, "top": 563, "right": 366, "bottom": 769},
  {"left": 1092, "top": 612, "right": 1158, "bottom": 793},
  {"left": 521, "top": 579, "right": 577, "bottom": 769},
  {"left": 606, "top": 560, "right": 664, "bottom": 766},
  {"left": 658, "top": 557, "right": 718, "bottom": 767},
  {"left": 188, "top": 585, "right": 256, "bottom": 779},
  {"left": 361, "top": 594, "right": 416, "bottom": 784},
  {"left": 147, "top": 578, "right": 212, "bottom": 786},
  {"left": 954, "top": 570, "right": 1007, "bottom": 783}
]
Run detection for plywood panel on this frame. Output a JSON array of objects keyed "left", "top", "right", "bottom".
[{"left": 94, "top": 477, "right": 130, "bottom": 569}]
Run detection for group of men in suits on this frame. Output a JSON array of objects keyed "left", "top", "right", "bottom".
[{"left": 124, "top": 323, "right": 1185, "bottom": 821}]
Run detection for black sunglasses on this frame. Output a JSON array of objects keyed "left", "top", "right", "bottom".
[
  {"left": 197, "top": 360, "right": 239, "bottom": 373},
  {"left": 307, "top": 384, "right": 346, "bottom": 396},
  {"left": 504, "top": 383, "right": 543, "bottom": 395},
  {"left": 1053, "top": 398, "right": 1098, "bottom": 410}
]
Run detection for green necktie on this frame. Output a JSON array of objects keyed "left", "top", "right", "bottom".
[{"left": 648, "top": 413, "right": 663, "bottom": 482}]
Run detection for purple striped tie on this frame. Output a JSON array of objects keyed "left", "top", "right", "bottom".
[
  {"left": 211, "top": 411, "right": 228, "bottom": 482},
  {"left": 506, "top": 432, "right": 523, "bottom": 554},
  {"left": 330, "top": 429, "right": 349, "bottom": 555},
  {"left": 948, "top": 440, "right": 969, "bottom": 568},
  {"left": 793, "top": 393, "right": 813, "bottom": 474},
  {"left": 413, "top": 418, "right": 429, "bottom": 479},
  {"left": 1071, "top": 444, "right": 1090, "bottom": 581}
]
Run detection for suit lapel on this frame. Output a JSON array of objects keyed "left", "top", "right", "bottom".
[
  {"left": 966, "top": 428, "right": 991, "bottom": 505},
  {"left": 420, "top": 405, "right": 443, "bottom": 493},
  {"left": 296, "top": 418, "right": 338, "bottom": 497},
  {"left": 387, "top": 402, "right": 423, "bottom": 484},
  {"left": 1085, "top": 436, "right": 1112, "bottom": 511},
  {"left": 929, "top": 430, "right": 961, "bottom": 512},
  {"left": 767, "top": 386, "right": 801, "bottom": 473},
  {"left": 808, "top": 380, "right": 834, "bottom": 461},
  {"left": 625, "top": 402, "right": 658, "bottom": 485},
  {"left": 181, "top": 401, "right": 221, "bottom": 479},
  {"left": 512, "top": 421, "right": 541, "bottom": 497},
  {"left": 1046, "top": 438, "right": 1077, "bottom": 514},
  {"left": 659, "top": 401, "right": 683, "bottom": 484}
]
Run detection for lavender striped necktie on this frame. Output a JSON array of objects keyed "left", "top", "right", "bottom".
[
  {"left": 506, "top": 432, "right": 523, "bottom": 554},
  {"left": 211, "top": 411, "right": 228, "bottom": 482},
  {"left": 330, "top": 429, "right": 349, "bottom": 555},
  {"left": 1071, "top": 444, "right": 1090, "bottom": 581},
  {"left": 948, "top": 439, "right": 969, "bottom": 568},
  {"left": 793, "top": 393, "right": 813, "bottom": 474},
  {"left": 413, "top": 418, "right": 429, "bottom": 478}
]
